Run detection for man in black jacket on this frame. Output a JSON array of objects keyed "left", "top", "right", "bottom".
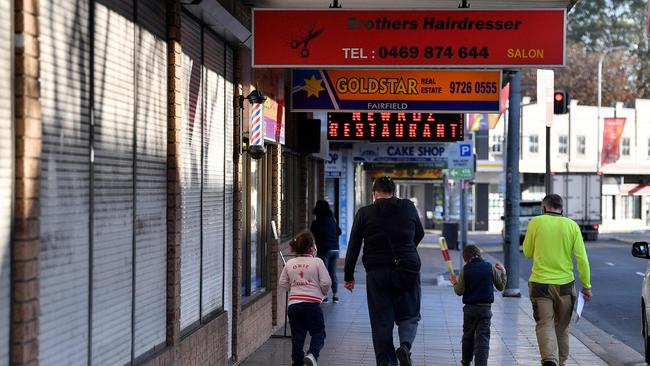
[{"left": 344, "top": 176, "right": 424, "bottom": 366}]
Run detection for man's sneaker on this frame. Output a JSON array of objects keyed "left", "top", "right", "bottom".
[
  {"left": 332, "top": 296, "right": 339, "bottom": 304},
  {"left": 304, "top": 352, "right": 317, "bottom": 366},
  {"left": 322, "top": 297, "right": 329, "bottom": 303},
  {"left": 396, "top": 344, "right": 413, "bottom": 366},
  {"left": 542, "top": 362, "right": 557, "bottom": 366}
]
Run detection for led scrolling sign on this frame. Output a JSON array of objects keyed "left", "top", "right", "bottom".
[{"left": 327, "top": 112, "right": 464, "bottom": 142}]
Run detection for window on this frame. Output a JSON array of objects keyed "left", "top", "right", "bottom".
[
  {"left": 558, "top": 135, "right": 568, "bottom": 155},
  {"left": 488, "top": 185, "right": 504, "bottom": 221},
  {"left": 577, "top": 135, "right": 586, "bottom": 155},
  {"left": 490, "top": 135, "right": 503, "bottom": 154},
  {"left": 242, "top": 151, "right": 269, "bottom": 297},
  {"left": 621, "top": 137, "right": 631, "bottom": 156},
  {"left": 622, "top": 195, "right": 642, "bottom": 219},
  {"left": 529, "top": 135, "right": 539, "bottom": 154}
]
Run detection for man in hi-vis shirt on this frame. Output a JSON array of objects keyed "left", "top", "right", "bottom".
[{"left": 523, "top": 194, "right": 592, "bottom": 366}]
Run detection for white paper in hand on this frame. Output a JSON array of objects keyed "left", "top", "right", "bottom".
[{"left": 575, "top": 292, "right": 585, "bottom": 323}]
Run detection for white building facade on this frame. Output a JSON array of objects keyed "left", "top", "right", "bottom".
[{"left": 477, "top": 98, "right": 650, "bottom": 233}]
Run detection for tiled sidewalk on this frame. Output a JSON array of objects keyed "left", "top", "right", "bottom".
[{"left": 241, "top": 247, "right": 608, "bottom": 366}]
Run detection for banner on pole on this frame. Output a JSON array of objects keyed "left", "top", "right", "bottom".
[{"left": 601, "top": 117, "right": 626, "bottom": 166}]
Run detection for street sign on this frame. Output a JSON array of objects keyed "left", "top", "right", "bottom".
[
  {"left": 448, "top": 167, "right": 474, "bottom": 179},
  {"left": 327, "top": 112, "right": 464, "bottom": 142},
  {"left": 253, "top": 9, "right": 566, "bottom": 68},
  {"left": 291, "top": 69, "right": 501, "bottom": 112},
  {"left": 353, "top": 141, "right": 473, "bottom": 168},
  {"left": 537, "top": 69, "right": 554, "bottom": 127}
]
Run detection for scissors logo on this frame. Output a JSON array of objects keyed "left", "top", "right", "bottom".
[{"left": 291, "top": 24, "right": 325, "bottom": 58}]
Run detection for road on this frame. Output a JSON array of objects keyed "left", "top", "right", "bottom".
[{"left": 469, "top": 233, "right": 648, "bottom": 356}]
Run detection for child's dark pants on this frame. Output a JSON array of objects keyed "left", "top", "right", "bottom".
[
  {"left": 288, "top": 302, "right": 326, "bottom": 366},
  {"left": 461, "top": 304, "right": 492, "bottom": 366}
]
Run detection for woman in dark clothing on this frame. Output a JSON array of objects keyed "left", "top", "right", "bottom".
[{"left": 310, "top": 200, "right": 342, "bottom": 303}]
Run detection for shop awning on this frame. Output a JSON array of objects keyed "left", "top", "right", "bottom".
[{"left": 630, "top": 183, "right": 650, "bottom": 196}]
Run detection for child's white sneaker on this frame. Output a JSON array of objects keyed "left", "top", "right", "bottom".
[{"left": 304, "top": 352, "right": 317, "bottom": 366}]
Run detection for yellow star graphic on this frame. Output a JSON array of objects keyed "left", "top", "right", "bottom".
[{"left": 304, "top": 75, "right": 325, "bottom": 98}]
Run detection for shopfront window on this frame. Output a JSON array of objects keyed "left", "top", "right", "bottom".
[
  {"left": 242, "top": 151, "right": 268, "bottom": 296},
  {"left": 622, "top": 195, "right": 642, "bottom": 219}
]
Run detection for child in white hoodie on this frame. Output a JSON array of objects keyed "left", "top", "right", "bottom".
[{"left": 279, "top": 231, "right": 332, "bottom": 366}]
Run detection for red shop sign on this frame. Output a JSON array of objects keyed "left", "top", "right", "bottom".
[{"left": 252, "top": 9, "right": 566, "bottom": 68}]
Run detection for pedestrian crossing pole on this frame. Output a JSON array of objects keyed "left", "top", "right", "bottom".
[{"left": 503, "top": 70, "right": 522, "bottom": 297}]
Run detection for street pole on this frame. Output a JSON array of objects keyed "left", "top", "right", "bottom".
[
  {"left": 597, "top": 54, "right": 603, "bottom": 172},
  {"left": 545, "top": 125, "right": 551, "bottom": 195},
  {"left": 460, "top": 179, "right": 467, "bottom": 269},
  {"left": 504, "top": 70, "right": 521, "bottom": 297}
]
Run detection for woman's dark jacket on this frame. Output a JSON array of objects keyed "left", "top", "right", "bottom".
[
  {"left": 310, "top": 216, "right": 342, "bottom": 254},
  {"left": 344, "top": 197, "right": 425, "bottom": 282}
]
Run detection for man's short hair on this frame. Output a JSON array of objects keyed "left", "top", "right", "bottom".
[
  {"left": 372, "top": 176, "right": 395, "bottom": 194},
  {"left": 542, "top": 194, "right": 563, "bottom": 210}
]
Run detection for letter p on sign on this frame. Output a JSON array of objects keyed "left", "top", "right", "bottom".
[{"left": 460, "top": 144, "right": 472, "bottom": 157}]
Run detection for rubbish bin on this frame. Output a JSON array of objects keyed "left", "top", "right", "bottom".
[{"left": 442, "top": 221, "right": 459, "bottom": 250}]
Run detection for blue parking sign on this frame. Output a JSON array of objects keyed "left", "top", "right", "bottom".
[{"left": 460, "top": 143, "right": 472, "bottom": 157}]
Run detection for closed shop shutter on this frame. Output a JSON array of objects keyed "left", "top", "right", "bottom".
[
  {"left": 180, "top": 12, "right": 203, "bottom": 329},
  {"left": 92, "top": 0, "right": 135, "bottom": 364},
  {"left": 224, "top": 44, "right": 235, "bottom": 357},
  {"left": 38, "top": 0, "right": 92, "bottom": 364},
  {"left": 201, "top": 30, "right": 225, "bottom": 316},
  {"left": 0, "top": 0, "right": 11, "bottom": 363},
  {"left": 134, "top": 0, "right": 167, "bottom": 356}
]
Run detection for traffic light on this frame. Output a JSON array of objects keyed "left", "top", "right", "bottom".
[{"left": 554, "top": 89, "right": 569, "bottom": 114}]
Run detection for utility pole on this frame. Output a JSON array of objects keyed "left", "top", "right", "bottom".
[
  {"left": 459, "top": 179, "right": 467, "bottom": 269},
  {"left": 545, "top": 125, "right": 551, "bottom": 195},
  {"left": 503, "top": 70, "right": 521, "bottom": 297}
]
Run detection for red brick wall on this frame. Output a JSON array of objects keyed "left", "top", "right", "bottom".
[
  {"left": 12, "top": 0, "right": 41, "bottom": 364},
  {"left": 237, "top": 293, "right": 273, "bottom": 360},
  {"left": 142, "top": 312, "right": 229, "bottom": 366}
]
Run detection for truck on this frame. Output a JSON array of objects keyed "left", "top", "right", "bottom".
[{"left": 551, "top": 173, "right": 602, "bottom": 241}]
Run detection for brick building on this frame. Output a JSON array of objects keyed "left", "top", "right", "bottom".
[{"left": 0, "top": 1, "right": 324, "bottom": 365}]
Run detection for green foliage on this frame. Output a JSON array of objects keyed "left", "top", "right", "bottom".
[{"left": 565, "top": 0, "right": 650, "bottom": 104}]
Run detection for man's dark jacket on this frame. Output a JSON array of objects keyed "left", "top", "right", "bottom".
[{"left": 344, "top": 197, "right": 424, "bottom": 282}]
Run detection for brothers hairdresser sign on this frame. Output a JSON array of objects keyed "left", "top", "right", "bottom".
[{"left": 253, "top": 9, "right": 565, "bottom": 67}]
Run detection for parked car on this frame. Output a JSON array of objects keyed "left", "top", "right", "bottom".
[
  {"left": 632, "top": 241, "right": 650, "bottom": 363},
  {"left": 501, "top": 200, "right": 542, "bottom": 244}
]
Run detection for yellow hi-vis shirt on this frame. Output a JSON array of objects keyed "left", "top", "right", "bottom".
[{"left": 523, "top": 213, "right": 591, "bottom": 289}]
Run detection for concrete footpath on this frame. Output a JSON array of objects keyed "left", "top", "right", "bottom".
[{"left": 240, "top": 244, "right": 609, "bottom": 366}]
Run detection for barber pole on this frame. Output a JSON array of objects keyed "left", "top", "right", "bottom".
[
  {"left": 250, "top": 101, "right": 264, "bottom": 146},
  {"left": 439, "top": 237, "right": 454, "bottom": 273}
]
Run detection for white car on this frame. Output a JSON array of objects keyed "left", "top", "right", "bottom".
[
  {"left": 632, "top": 241, "right": 650, "bottom": 363},
  {"left": 501, "top": 200, "right": 542, "bottom": 244}
]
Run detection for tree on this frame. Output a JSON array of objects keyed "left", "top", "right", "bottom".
[{"left": 521, "top": 0, "right": 649, "bottom": 107}]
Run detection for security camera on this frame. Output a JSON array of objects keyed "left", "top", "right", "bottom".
[{"left": 249, "top": 145, "right": 266, "bottom": 160}]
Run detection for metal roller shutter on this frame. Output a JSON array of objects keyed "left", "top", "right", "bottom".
[
  {"left": 224, "top": 44, "right": 235, "bottom": 357},
  {"left": 180, "top": 12, "right": 203, "bottom": 329},
  {"left": 0, "top": 0, "right": 11, "bottom": 363},
  {"left": 201, "top": 31, "right": 225, "bottom": 316},
  {"left": 134, "top": 0, "right": 167, "bottom": 356},
  {"left": 92, "top": 1, "right": 135, "bottom": 364},
  {"left": 38, "top": 0, "right": 91, "bottom": 363}
]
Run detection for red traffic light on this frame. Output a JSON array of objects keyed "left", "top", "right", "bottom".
[{"left": 553, "top": 89, "right": 569, "bottom": 114}]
